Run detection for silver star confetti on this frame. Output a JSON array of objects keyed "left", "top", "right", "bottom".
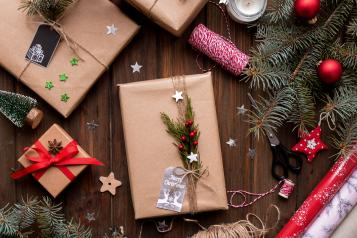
[
  {"left": 226, "top": 138, "right": 237, "bottom": 147},
  {"left": 187, "top": 152, "right": 198, "bottom": 163},
  {"left": 106, "top": 24, "right": 118, "bottom": 35},
  {"left": 85, "top": 212, "right": 96, "bottom": 222},
  {"left": 237, "top": 104, "right": 247, "bottom": 115},
  {"left": 86, "top": 120, "right": 99, "bottom": 131},
  {"left": 219, "top": 0, "right": 228, "bottom": 4},
  {"left": 130, "top": 62, "right": 142, "bottom": 73},
  {"left": 248, "top": 148, "right": 256, "bottom": 159},
  {"left": 172, "top": 90, "right": 184, "bottom": 103}
]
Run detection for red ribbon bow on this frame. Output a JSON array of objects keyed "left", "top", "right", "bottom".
[{"left": 11, "top": 140, "right": 103, "bottom": 181}]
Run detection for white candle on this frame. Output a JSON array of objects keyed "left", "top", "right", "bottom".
[{"left": 235, "top": 0, "right": 265, "bottom": 16}]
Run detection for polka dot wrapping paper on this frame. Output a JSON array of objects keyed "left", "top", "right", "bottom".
[{"left": 188, "top": 24, "right": 249, "bottom": 76}]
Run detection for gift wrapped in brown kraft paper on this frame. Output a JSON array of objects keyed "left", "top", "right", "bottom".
[
  {"left": 0, "top": 0, "right": 139, "bottom": 117},
  {"left": 118, "top": 72, "right": 228, "bottom": 219},
  {"left": 126, "top": 0, "right": 207, "bottom": 36},
  {"left": 13, "top": 124, "right": 103, "bottom": 198}
]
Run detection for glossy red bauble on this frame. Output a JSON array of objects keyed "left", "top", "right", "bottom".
[
  {"left": 185, "top": 119, "right": 193, "bottom": 127},
  {"left": 180, "top": 135, "right": 187, "bottom": 142},
  {"left": 294, "top": 0, "right": 320, "bottom": 20},
  {"left": 189, "top": 130, "right": 197, "bottom": 138},
  {"left": 193, "top": 141, "right": 199, "bottom": 146},
  {"left": 317, "top": 59, "right": 343, "bottom": 85}
]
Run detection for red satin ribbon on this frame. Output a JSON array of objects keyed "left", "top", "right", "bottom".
[{"left": 11, "top": 140, "right": 103, "bottom": 181}]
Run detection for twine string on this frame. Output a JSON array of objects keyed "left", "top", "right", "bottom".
[{"left": 319, "top": 111, "right": 336, "bottom": 130}]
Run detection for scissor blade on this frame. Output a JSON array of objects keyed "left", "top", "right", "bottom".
[{"left": 266, "top": 128, "right": 280, "bottom": 146}]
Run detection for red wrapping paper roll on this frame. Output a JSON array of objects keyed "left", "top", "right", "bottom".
[{"left": 277, "top": 152, "right": 357, "bottom": 238}]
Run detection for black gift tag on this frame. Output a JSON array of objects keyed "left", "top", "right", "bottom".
[{"left": 25, "top": 24, "right": 61, "bottom": 67}]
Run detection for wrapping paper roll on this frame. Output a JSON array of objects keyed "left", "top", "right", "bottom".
[
  {"left": 302, "top": 169, "right": 357, "bottom": 238},
  {"left": 276, "top": 152, "right": 357, "bottom": 238},
  {"left": 188, "top": 24, "right": 249, "bottom": 76},
  {"left": 331, "top": 204, "right": 357, "bottom": 238}
]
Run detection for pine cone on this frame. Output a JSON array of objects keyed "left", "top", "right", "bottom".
[{"left": 48, "top": 139, "right": 63, "bottom": 155}]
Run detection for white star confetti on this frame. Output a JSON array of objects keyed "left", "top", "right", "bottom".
[
  {"left": 130, "top": 62, "right": 142, "bottom": 73},
  {"left": 85, "top": 212, "right": 96, "bottom": 222},
  {"left": 248, "top": 148, "right": 256, "bottom": 159},
  {"left": 86, "top": 120, "right": 99, "bottom": 131},
  {"left": 307, "top": 138, "right": 317, "bottom": 149},
  {"left": 187, "top": 152, "right": 198, "bottom": 163},
  {"left": 219, "top": 0, "right": 228, "bottom": 4},
  {"left": 106, "top": 24, "right": 118, "bottom": 35},
  {"left": 172, "top": 90, "right": 184, "bottom": 103},
  {"left": 237, "top": 104, "right": 247, "bottom": 115},
  {"left": 226, "top": 138, "right": 237, "bottom": 147}
]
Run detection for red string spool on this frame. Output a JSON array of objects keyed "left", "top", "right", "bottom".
[{"left": 278, "top": 179, "right": 295, "bottom": 199}]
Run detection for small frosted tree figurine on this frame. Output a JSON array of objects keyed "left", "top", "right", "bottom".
[{"left": 0, "top": 90, "right": 43, "bottom": 129}]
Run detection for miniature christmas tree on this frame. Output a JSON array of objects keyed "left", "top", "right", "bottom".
[
  {"left": 243, "top": 0, "right": 357, "bottom": 158},
  {"left": 0, "top": 90, "right": 43, "bottom": 129}
]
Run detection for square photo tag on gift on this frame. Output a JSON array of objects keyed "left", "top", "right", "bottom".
[
  {"left": 156, "top": 167, "right": 187, "bottom": 212},
  {"left": 25, "top": 24, "right": 61, "bottom": 67}
]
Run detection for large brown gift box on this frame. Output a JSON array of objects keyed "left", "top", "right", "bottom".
[
  {"left": 118, "top": 72, "right": 228, "bottom": 219},
  {"left": 16, "top": 124, "right": 96, "bottom": 198},
  {"left": 0, "top": 0, "right": 139, "bottom": 117},
  {"left": 126, "top": 0, "right": 207, "bottom": 36}
]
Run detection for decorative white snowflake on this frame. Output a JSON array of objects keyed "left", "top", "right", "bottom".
[{"left": 306, "top": 138, "right": 317, "bottom": 149}]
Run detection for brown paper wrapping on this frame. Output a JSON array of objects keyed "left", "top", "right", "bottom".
[
  {"left": 118, "top": 72, "right": 228, "bottom": 219},
  {"left": 0, "top": 0, "right": 139, "bottom": 117},
  {"left": 17, "top": 124, "right": 92, "bottom": 198},
  {"left": 126, "top": 0, "right": 207, "bottom": 36}
]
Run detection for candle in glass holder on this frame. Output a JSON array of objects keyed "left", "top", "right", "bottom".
[{"left": 225, "top": 0, "right": 267, "bottom": 24}]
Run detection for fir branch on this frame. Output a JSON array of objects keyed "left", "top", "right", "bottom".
[
  {"left": 330, "top": 116, "right": 357, "bottom": 158},
  {"left": 264, "top": 0, "right": 294, "bottom": 23},
  {"left": 19, "top": 0, "right": 75, "bottom": 21},
  {"left": 330, "top": 42, "right": 357, "bottom": 69},
  {"left": 37, "top": 197, "right": 65, "bottom": 237},
  {"left": 247, "top": 87, "right": 294, "bottom": 139},
  {"left": 56, "top": 220, "right": 92, "bottom": 238},
  {"left": 346, "top": 10, "right": 357, "bottom": 40}
]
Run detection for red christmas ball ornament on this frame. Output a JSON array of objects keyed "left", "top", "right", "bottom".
[
  {"left": 317, "top": 59, "right": 343, "bottom": 84},
  {"left": 185, "top": 119, "right": 193, "bottom": 127},
  {"left": 189, "top": 130, "right": 197, "bottom": 138},
  {"left": 193, "top": 141, "right": 199, "bottom": 146},
  {"left": 294, "top": 0, "right": 320, "bottom": 20},
  {"left": 178, "top": 144, "right": 185, "bottom": 151},
  {"left": 181, "top": 135, "right": 187, "bottom": 142}
]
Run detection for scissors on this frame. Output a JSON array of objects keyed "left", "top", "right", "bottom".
[{"left": 266, "top": 128, "right": 303, "bottom": 181}]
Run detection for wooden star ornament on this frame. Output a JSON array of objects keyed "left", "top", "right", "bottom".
[
  {"left": 100, "top": 172, "right": 122, "bottom": 195},
  {"left": 291, "top": 126, "right": 327, "bottom": 162}
]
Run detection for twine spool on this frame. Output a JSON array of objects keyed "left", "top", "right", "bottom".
[
  {"left": 278, "top": 179, "right": 295, "bottom": 199},
  {"left": 188, "top": 24, "right": 249, "bottom": 76}
]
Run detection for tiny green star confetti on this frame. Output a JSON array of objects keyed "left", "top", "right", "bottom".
[
  {"left": 70, "top": 57, "right": 79, "bottom": 66},
  {"left": 59, "top": 73, "right": 68, "bottom": 82},
  {"left": 61, "top": 93, "right": 70, "bottom": 102},
  {"left": 45, "top": 81, "right": 54, "bottom": 90}
]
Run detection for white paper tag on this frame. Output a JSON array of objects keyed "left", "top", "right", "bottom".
[{"left": 156, "top": 167, "right": 187, "bottom": 212}]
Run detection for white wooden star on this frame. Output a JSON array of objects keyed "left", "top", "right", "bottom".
[
  {"left": 237, "top": 104, "right": 247, "bottom": 115},
  {"left": 226, "top": 138, "right": 237, "bottom": 147},
  {"left": 106, "top": 24, "right": 118, "bottom": 35},
  {"left": 99, "top": 172, "right": 122, "bottom": 195},
  {"left": 307, "top": 138, "right": 317, "bottom": 149},
  {"left": 172, "top": 91, "right": 184, "bottom": 103},
  {"left": 187, "top": 152, "right": 198, "bottom": 163},
  {"left": 130, "top": 62, "right": 142, "bottom": 73}
]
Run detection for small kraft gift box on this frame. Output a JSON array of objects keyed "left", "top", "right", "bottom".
[
  {"left": 0, "top": 0, "right": 140, "bottom": 117},
  {"left": 118, "top": 72, "right": 228, "bottom": 219},
  {"left": 125, "top": 0, "right": 207, "bottom": 36},
  {"left": 11, "top": 124, "right": 103, "bottom": 198}
]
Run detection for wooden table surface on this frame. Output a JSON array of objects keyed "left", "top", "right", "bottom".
[{"left": 0, "top": 1, "right": 334, "bottom": 237}]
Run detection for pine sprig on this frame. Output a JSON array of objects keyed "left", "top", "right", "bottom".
[
  {"left": 330, "top": 116, "right": 357, "bottom": 158},
  {"left": 19, "top": 0, "right": 75, "bottom": 21},
  {"left": 37, "top": 197, "right": 65, "bottom": 237}
]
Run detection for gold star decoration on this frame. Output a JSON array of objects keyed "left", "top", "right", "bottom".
[{"left": 100, "top": 172, "right": 122, "bottom": 195}]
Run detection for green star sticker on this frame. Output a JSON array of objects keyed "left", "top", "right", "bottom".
[
  {"left": 70, "top": 57, "right": 79, "bottom": 66},
  {"left": 61, "top": 93, "right": 70, "bottom": 102},
  {"left": 45, "top": 81, "right": 54, "bottom": 90},
  {"left": 59, "top": 73, "right": 68, "bottom": 82}
]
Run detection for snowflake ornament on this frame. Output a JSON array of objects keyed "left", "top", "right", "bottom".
[{"left": 292, "top": 126, "right": 327, "bottom": 162}]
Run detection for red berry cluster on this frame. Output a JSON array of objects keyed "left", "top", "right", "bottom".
[{"left": 178, "top": 119, "right": 198, "bottom": 151}]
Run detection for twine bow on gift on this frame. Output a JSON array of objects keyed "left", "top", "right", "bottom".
[{"left": 10, "top": 140, "right": 103, "bottom": 181}]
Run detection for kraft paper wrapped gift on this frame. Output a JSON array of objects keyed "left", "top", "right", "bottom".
[
  {"left": 0, "top": 0, "right": 139, "bottom": 117},
  {"left": 118, "top": 72, "right": 228, "bottom": 219},
  {"left": 125, "top": 0, "right": 207, "bottom": 36},
  {"left": 14, "top": 124, "right": 101, "bottom": 198}
]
